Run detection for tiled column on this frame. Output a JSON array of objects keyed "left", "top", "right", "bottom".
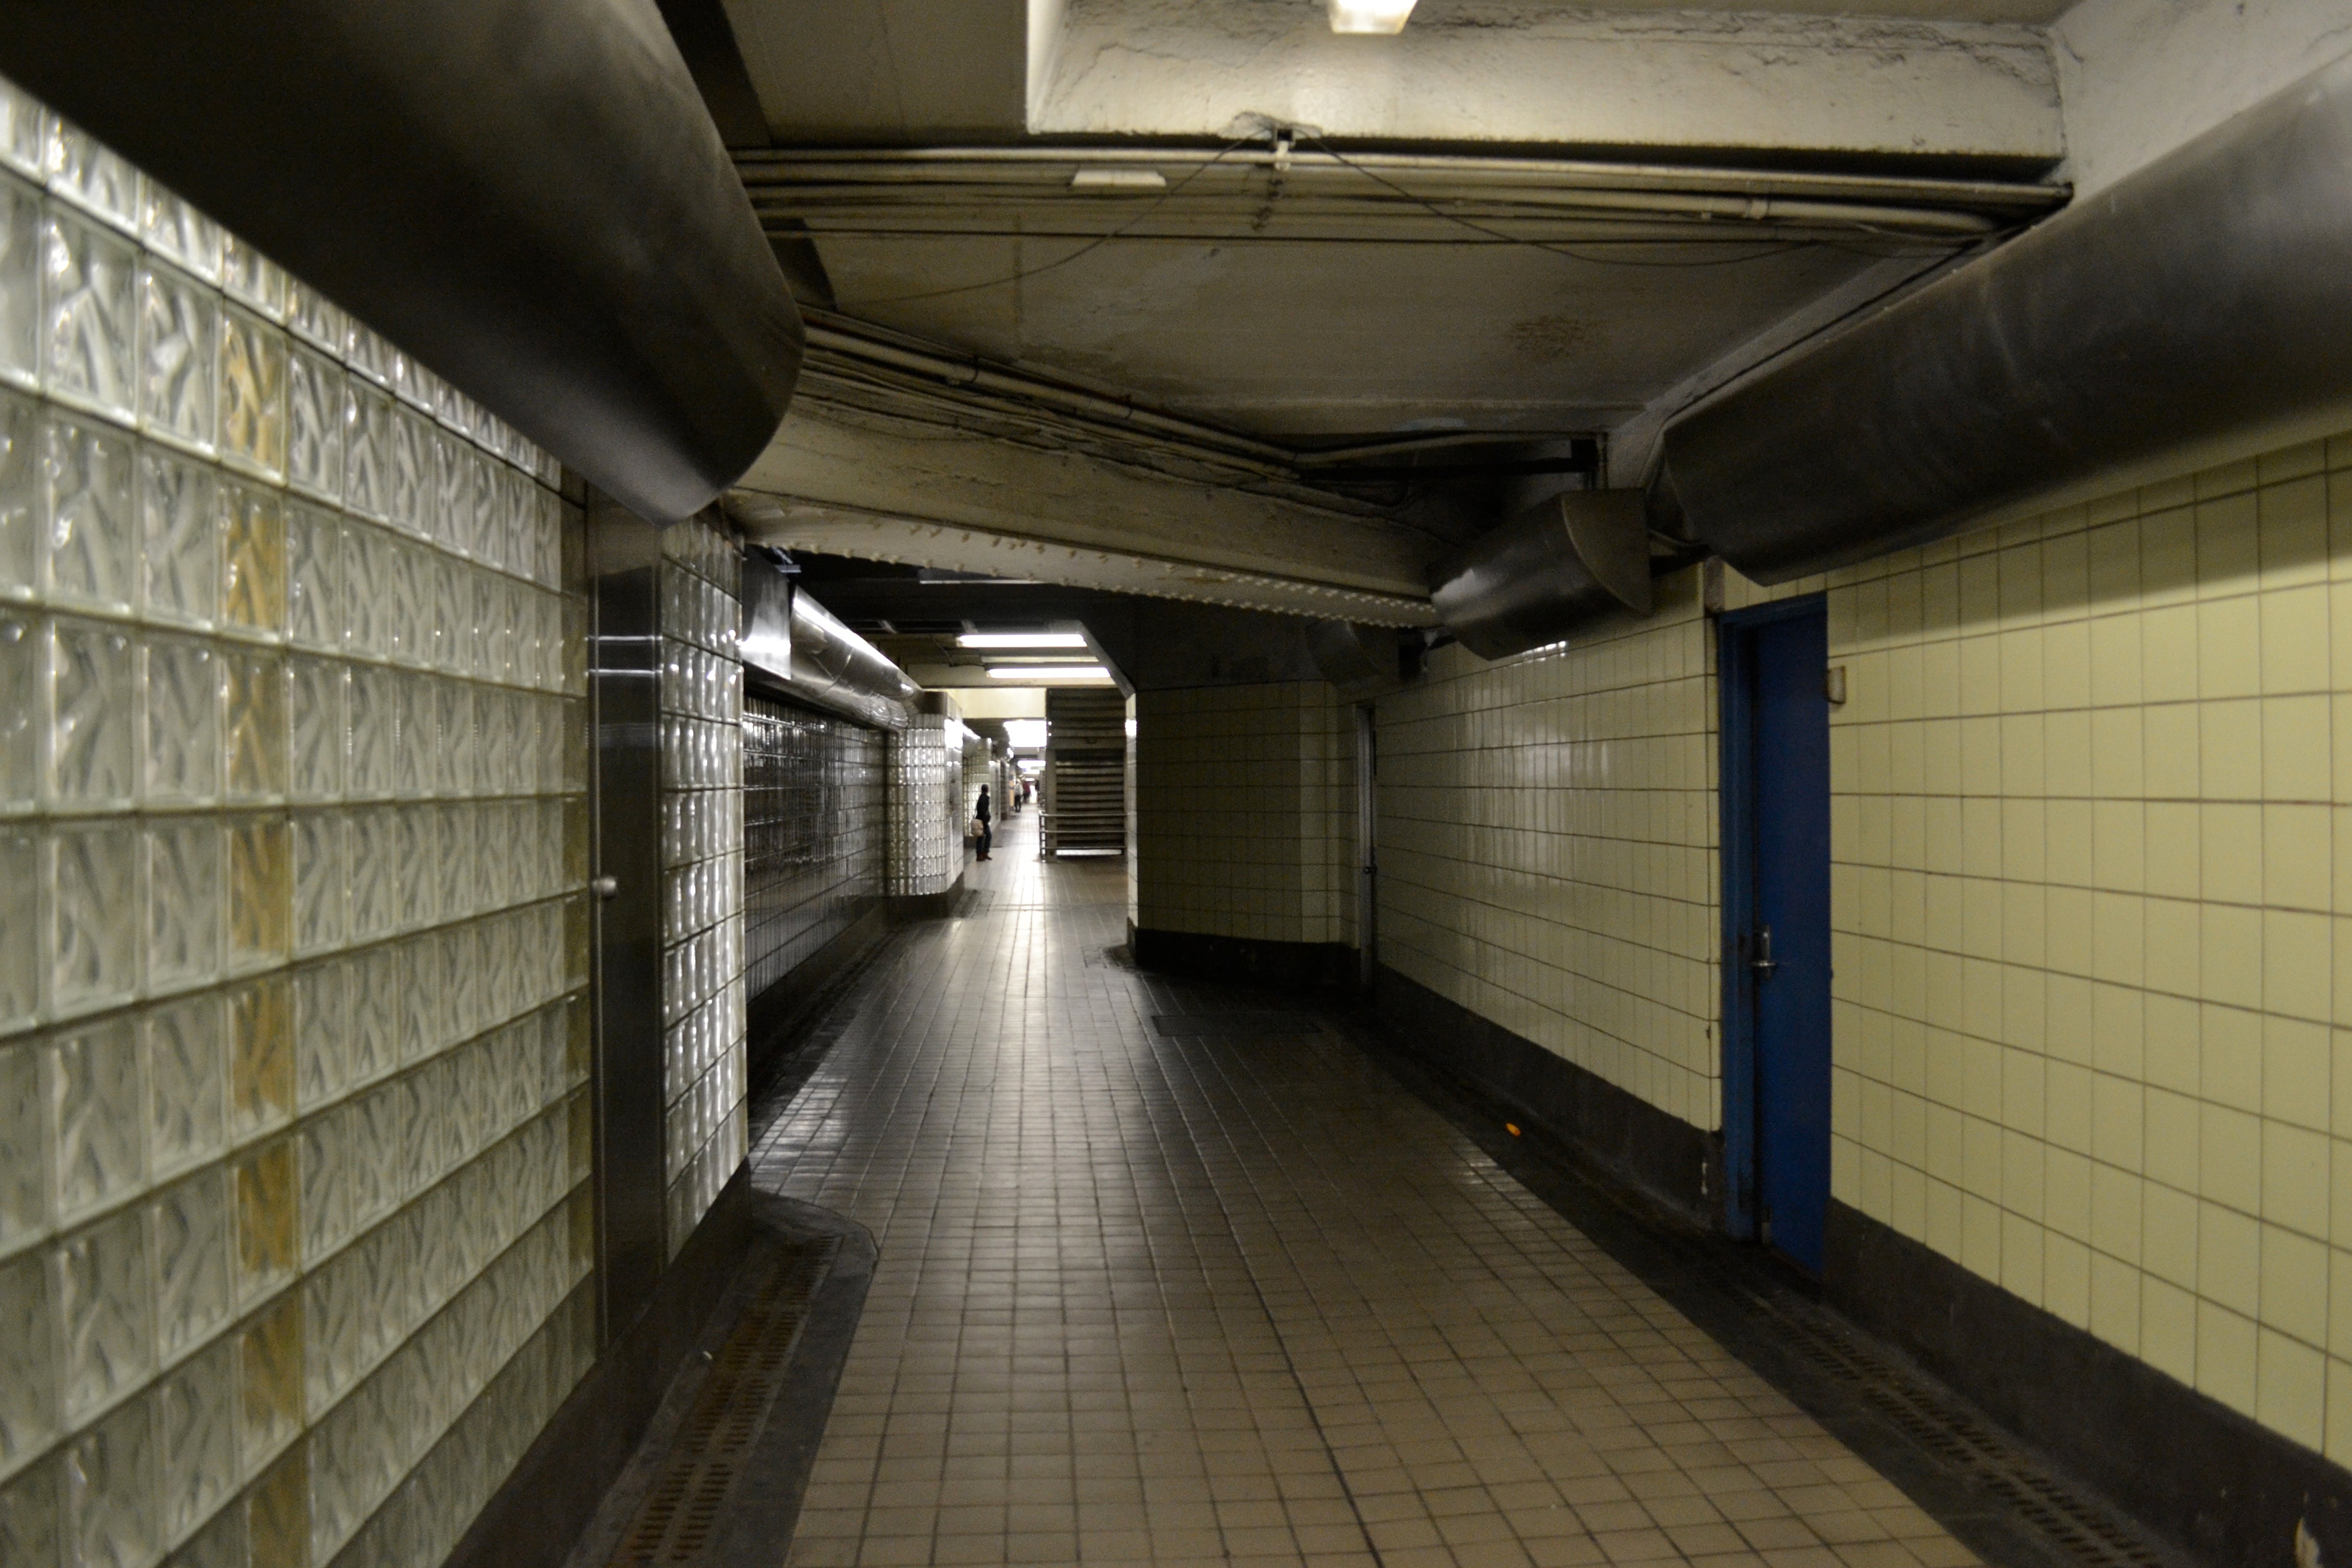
[{"left": 655, "top": 518, "right": 745, "bottom": 1259}]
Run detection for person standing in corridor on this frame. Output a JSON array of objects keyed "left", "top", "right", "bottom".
[{"left": 974, "top": 783, "right": 993, "bottom": 861}]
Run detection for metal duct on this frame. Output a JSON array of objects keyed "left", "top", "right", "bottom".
[
  {"left": 740, "top": 555, "right": 916, "bottom": 730},
  {"left": 1431, "top": 491, "right": 1653, "bottom": 660},
  {"left": 1655, "top": 53, "right": 2352, "bottom": 584},
  {"left": 1308, "top": 621, "right": 1406, "bottom": 701},
  {"left": 0, "top": 0, "right": 802, "bottom": 526}
]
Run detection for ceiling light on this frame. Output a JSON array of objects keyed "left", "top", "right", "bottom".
[
  {"left": 1327, "top": 0, "right": 1416, "bottom": 33},
  {"left": 1003, "top": 719, "right": 1049, "bottom": 748},
  {"left": 957, "top": 632, "right": 1088, "bottom": 649},
  {"left": 1070, "top": 168, "right": 1167, "bottom": 192},
  {"left": 987, "top": 665, "right": 1110, "bottom": 681}
]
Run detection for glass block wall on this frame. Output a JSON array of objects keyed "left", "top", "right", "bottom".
[
  {"left": 884, "top": 715, "right": 960, "bottom": 899},
  {"left": 657, "top": 518, "right": 745, "bottom": 1258},
  {"left": 742, "top": 696, "right": 883, "bottom": 998},
  {"left": 0, "top": 82, "right": 595, "bottom": 1568}
]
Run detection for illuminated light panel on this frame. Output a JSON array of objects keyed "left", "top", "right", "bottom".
[
  {"left": 1004, "top": 719, "right": 1049, "bottom": 748},
  {"left": 1327, "top": 0, "right": 1416, "bottom": 32},
  {"left": 957, "top": 632, "right": 1088, "bottom": 648},
  {"left": 987, "top": 665, "right": 1111, "bottom": 681}
]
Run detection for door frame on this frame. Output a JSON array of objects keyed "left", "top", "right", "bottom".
[{"left": 1716, "top": 594, "right": 1828, "bottom": 1245}]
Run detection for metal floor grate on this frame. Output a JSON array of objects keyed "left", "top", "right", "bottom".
[
  {"left": 1746, "top": 1283, "right": 2177, "bottom": 1568},
  {"left": 607, "top": 1236, "right": 840, "bottom": 1565}
]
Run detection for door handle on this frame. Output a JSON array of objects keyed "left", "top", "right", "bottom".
[{"left": 1751, "top": 924, "right": 1778, "bottom": 981}]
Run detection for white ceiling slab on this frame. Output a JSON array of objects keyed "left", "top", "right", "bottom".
[{"left": 1031, "top": 0, "right": 2063, "bottom": 161}]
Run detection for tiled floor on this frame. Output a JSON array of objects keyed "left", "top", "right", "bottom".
[{"left": 749, "top": 812, "right": 1978, "bottom": 1568}]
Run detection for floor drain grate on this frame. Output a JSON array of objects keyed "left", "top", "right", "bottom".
[
  {"left": 608, "top": 1236, "right": 839, "bottom": 1565},
  {"left": 1751, "top": 1286, "right": 2174, "bottom": 1568}
]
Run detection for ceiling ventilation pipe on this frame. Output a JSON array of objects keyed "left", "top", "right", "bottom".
[
  {"left": 740, "top": 554, "right": 917, "bottom": 730},
  {"left": 1652, "top": 52, "right": 2352, "bottom": 584},
  {"left": 0, "top": 0, "right": 802, "bottom": 525},
  {"left": 1429, "top": 491, "right": 1654, "bottom": 660}
]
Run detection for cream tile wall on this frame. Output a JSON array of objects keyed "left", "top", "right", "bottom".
[
  {"left": 657, "top": 519, "right": 745, "bottom": 1259},
  {"left": 1376, "top": 573, "right": 1724, "bottom": 1132},
  {"left": 1802, "top": 431, "right": 2352, "bottom": 1465},
  {"left": 1133, "top": 682, "right": 1355, "bottom": 947},
  {"left": 0, "top": 81, "right": 595, "bottom": 1568}
]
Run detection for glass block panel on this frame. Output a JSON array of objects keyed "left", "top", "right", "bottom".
[
  {"left": 136, "top": 442, "right": 217, "bottom": 627},
  {"left": 149, "top": 1167, "right": 232, "bottom": 1360},
  {"left": 53, "top": 1205, "right": 153, "bottom": 1423},
  {"left": 219, "top": 477, "right": 284, "bottom": 637},
  {"left": 284, "top": 280, "right": 344, "bottom": 355},
  {"left": 41, "top": 206, "right": 136, "bottom": 420},
  {"left": 218, "top": 233, "right": 284, "bottom": 322},
  {"left": 285, "top": 345, "right": 341, "bottom": 502},
  {"left": 0, "top": 611, "right": 29, "bottom": 811},
  {"left": 344, "top": 380, "right": 390, "bottom": 525},
  {"left": 41, "top": 411, "right": 135, "bottom": 611},
  {"left": 290, "top": 961, "right": 348, "bottom": 1111},
  {"left": 48, "top": 616, "right": 133, "bottom": 804},
  {"left": 289, "top": 811, "right": 346, "bottom": 959},
  {"left": 47, "top": 821, "right": 137, "bottom": 1014},
  {"left": 45, "top": 120, "right": 137, "bottom": 233},
  {"left": 51, "top": 1016, "right": 144, "bottom": 1224},
  {"left": 284, "top": 501, "right": 339, "bottom": 653},
  {"left": 137, "top": 256, "right": 217, "bottom": 452},
  {"left": 0, "top": 174, "right": 39, "bottom": 388},
  {"left": 145, "top": 818, "right": 222, "bottom": 991},
  {"left": 226, "top": 819, "right": 290, "bottom": 967},
  {"left": 139, "top": 186, "right": 219, "bottom": 284},
  {"left": 0, "top": 79, "right": 44, "bottom": 179},
  {"left": 0, "top": 1250, "right": 56, "bottom": 1469},
  {"left": 237, "top": 1291, "right": 302, "bottom": 1477},
  {"left": 0, "top": 1038, "right": 42, "bottom": 1248},
  {"left": 224, "top": 649, "right": 287, "bottom": 802},
  {"left": 391, "top": 408, "right": 432, "bottom": 539},
  {"left": 248, "top": 1442, "right": 307, "bottom": 1568},
  {"left": 142, "top": 635, "right": 219, "bottom": 805},
  {"left": 296, "top": 1112, "right": 350, "bottom": 1267},
  {"left": 155, "top": 1339, "right": 236, "bottom": 1544},
  {"left": 143, "top": 994, "right": 226, "bottom": 1180},
  {"left": 0, "top": 386, "right": 35, "bottom": 594},
  {"left": 62, "top": 1390, "right": 159, "bottom": 1568},
  {"left": 216, "top": 305, "right": 284, "bottom": 480},
  {"left": 287, "top": 659, "right": 343, "bottom": 804},
  {"left": 232, "top": 1140, "right": 294, "bottom": 1308},
  {"left": 346, "top": 666, "right": 391, "bottom": 801}
]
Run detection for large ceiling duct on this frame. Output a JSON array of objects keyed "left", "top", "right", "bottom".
[
  {"left": 0, "top": 0, "right": 802, "bottom": 526},
  {"left": 1431, "top": 491, "right": 1653, "bottom": 661},
  {"left": 1655, "top": 52, "right": 2352, "bottom": 585},
  {"left": 741, "top": 555, "right": 917, "bottom": 729}
]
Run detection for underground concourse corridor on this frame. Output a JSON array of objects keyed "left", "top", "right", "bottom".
[{"left": 748, "top": 814, "right": 1974, "bottom": 1568}]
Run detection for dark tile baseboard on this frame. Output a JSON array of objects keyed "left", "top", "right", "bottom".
[
  {"left": 1369, "top": 964, "right": 1721, "bottom": 1227},
  {"left": 1129, "top": 925, "right": 1359, "bottom": 989},
  {"left": 1825, "top": 1200, "right": 2352, "bottom": 1568}
]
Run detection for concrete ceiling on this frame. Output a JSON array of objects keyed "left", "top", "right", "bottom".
[{"left": 701, "top": 0, "right": 2080, "bottom": 618}]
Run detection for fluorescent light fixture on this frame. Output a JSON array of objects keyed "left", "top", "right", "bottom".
[
  {"left": 957, "top": 632, "right": 1088, "bottom": 649},
  {"left": 1327, "top": 0, "right": 1416, "bottom": 32},
  {"left": 1003, "top": 719, "right": 1049, "bottom": 748},
  {"left": 1070, "top": 168, "right": 1167, "bottom": 192},
  {"left": 987, "top": 665, "right": 1109, "bottom": 681}
]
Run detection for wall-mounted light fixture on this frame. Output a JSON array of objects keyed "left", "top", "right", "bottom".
[
  {"left": 1327, "top": 0, "right": 1417, "bottom": 33},
  {"left": 988, "top": 665, "right": 1110, "bottom": 681}
]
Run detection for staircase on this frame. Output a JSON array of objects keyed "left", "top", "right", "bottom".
[{"left": 1044, "top": 689, "right": 1128, "bottom": 854}]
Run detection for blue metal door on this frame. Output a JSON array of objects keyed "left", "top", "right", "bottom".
[{"left": 1722, "top": 601, "right": 1832, "bottom": 1271}]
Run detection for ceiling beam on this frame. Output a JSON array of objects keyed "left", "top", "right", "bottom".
[{"left": 727, "top": 401, "right": 1446, "bottom": 625}]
